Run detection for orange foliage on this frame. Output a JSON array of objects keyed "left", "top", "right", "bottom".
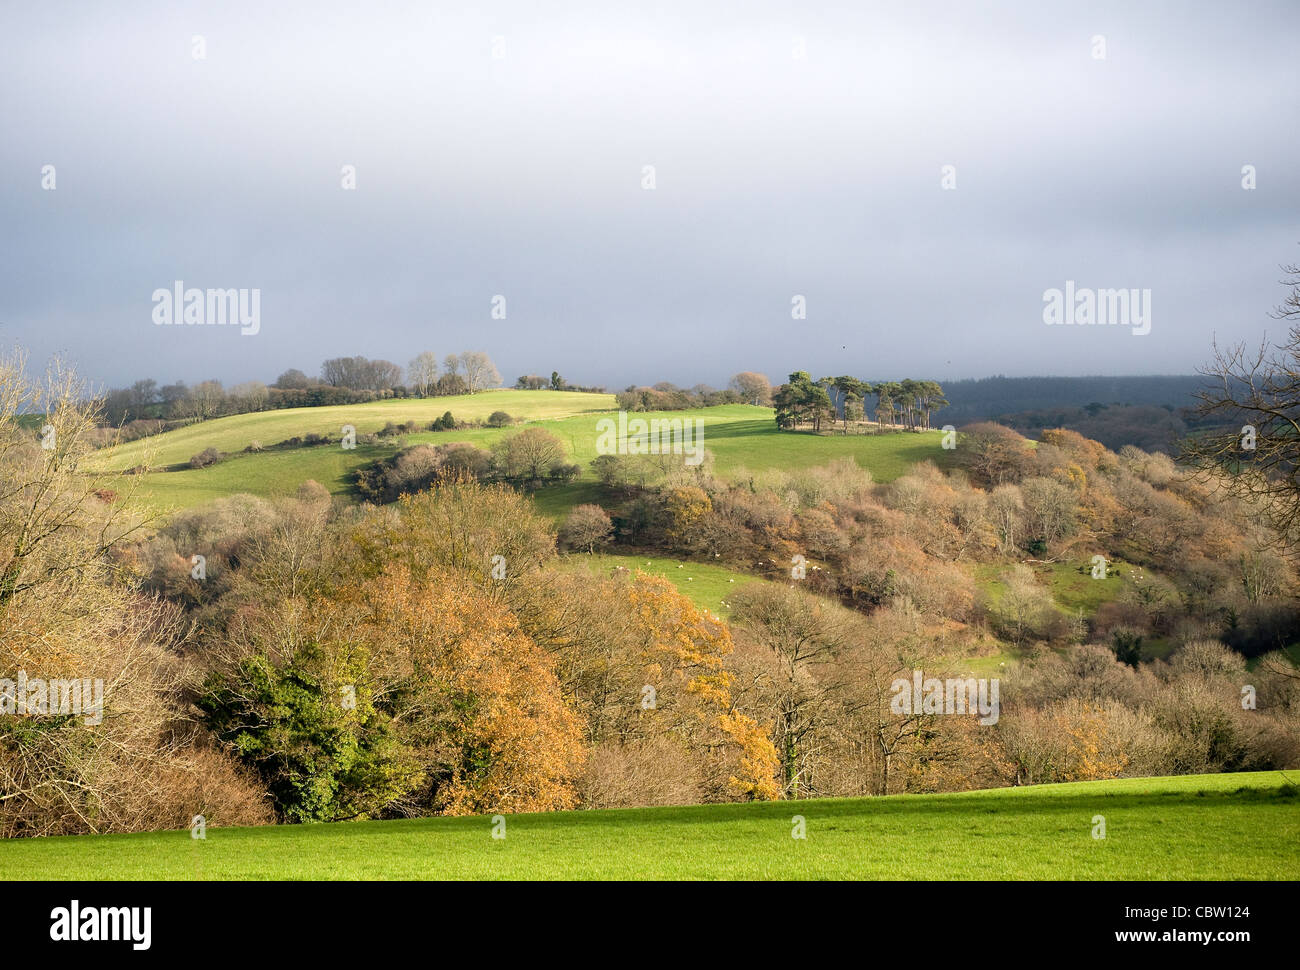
[{"left": 354, "top": 565, "right": 586, "bottom": 815}]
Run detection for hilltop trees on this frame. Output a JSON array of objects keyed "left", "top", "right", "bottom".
[
  {"left": 230, "top": 380, "right": 270, "bottom": 412},
  {"left": 772, "top": 373, "right": 947, "bottom": 433},
  {"left": 900, "top": 379, "right": 949, "bottom": 430},
  {"left": 773, "top": 372, "right": 834, "bottom": 430},
  {"left": 460, "top": 351, "right": 502, "bottom": 393},
  {"left": 730, "top": 372, "right": 772, "bottom": 406},
  {"left": 321, "top": 356, "right": 404, "bottom": 391},
  {"left": 183, "top": 379, "right": 226, "bottom": 421},
  {"left": 100, "top": 349, "right": 510, "bottom": 432},
  {"left": 407, "top": 351, "right": 439, "bottom": 396},
  {"left": 823, "top": 376, "right": 872, "bottom": 432},
  {"left": 273, "top": 368, "right": 317, "bottom": 390}
]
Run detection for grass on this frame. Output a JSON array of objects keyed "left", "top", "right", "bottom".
[
  {"left": 556, "top": 552, "right": 760, "bottom": 617},
  {"left": 1247, "top": 643, "right": 1300, "bottom": 671},
  {"left": 4, "top": 772, "right": 1295, "bottom": 880},
  {"left": 975, "top": 558, "right": 1155, "bottom": 617},
  {"left": 94, "top": 396, "right": 950, "bottom": 515},
  {"left": 1040, "top": 560, "right": 1135, "bottom": 614},
  {"left": 98, "top": 390, "right": 614, "bottom": 471}
]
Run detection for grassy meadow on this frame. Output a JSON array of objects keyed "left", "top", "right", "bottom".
[
  {"left": 101, "top": 389, "right": 614, "bottom": 469},
  {"left": 557, "top": 552, "right": 760, "bottom": 617},
  {"left": 94, "top": 392, "right": 949, "bottom": 514},
  {"left": 5, "top": 772, "right": 1294, "bottom": 880}
]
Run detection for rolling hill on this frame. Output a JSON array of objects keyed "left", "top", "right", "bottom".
[{"left": 92, "top": 393, "right": 949, "bottom": 514}]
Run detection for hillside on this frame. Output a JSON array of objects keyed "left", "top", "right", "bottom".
[
  {"left": 94, "top": 394, "right": 948, "bottom": 513},
  {"left": 5, "top": 773, "right": 1294, "bottom": 880},
  {"left": 99, "top": 389, "right": 615, "bottom": 470}
]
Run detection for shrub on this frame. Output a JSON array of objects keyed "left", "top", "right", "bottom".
[
  {"left": 378, "top": 421, "right": 418, "bottom": 438},
  {"left": 189, "top": 447, "right": 223, "bottom": 469},
  {"left": 549, "top": 462, "right": 581, "bottom": 483},
  {"left": 437, "top": 442, "right": 492, "bottom": 481},
  {"left": 487, "top": 410, "right": 513, "bottom": 428}
]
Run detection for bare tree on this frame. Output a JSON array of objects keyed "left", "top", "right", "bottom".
[
  {"left": 1183, "top": 254, "right": 1300, "bottom": 547},
  {"left": 407, "top": 351, "right": 438, "bottom": 397},
  {"left": 728, "top": 584, "right": 859, "bottom": 798},
  {"left": 321, "top": 356, "right": 403, "bottom": 391},
  {"left": 230, "top": 380, "right": 269, "bottom": 411},
  {"left": 0, "top": 352, "right": 156, "bottom": 605},
  {"left": 460, "top": 351, "right": 501, "bottom": 393},
  {"left": 183, "top": 379, "right": 225, "bottom": 421}
]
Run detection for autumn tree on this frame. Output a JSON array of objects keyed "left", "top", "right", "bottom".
[
  {"left": 354, "top": 566, "right": 586, "bottom": 814},
  {"left": 955, "top": 422, "right": 1033, "bottom": 488},
  {"left": 660, "top": 486, "right": 712, "bottom": 551}
]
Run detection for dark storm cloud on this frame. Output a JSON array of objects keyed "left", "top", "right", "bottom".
[{"left": 1, "top": 0, "right": 1297, "bottom": 391}]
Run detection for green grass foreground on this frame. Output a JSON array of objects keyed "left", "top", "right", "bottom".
[{"left": 4, "top": 773, "right": 1295, "bottom": 880}]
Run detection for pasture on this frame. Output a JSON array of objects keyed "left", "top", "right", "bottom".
[{"left": 4, "top": 772, "right": 1293, "bottom": 880}]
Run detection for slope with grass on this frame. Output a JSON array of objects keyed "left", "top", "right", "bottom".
[
  {"left": 974, "top": 559, "right": 1180, "bottom": 666},
  {"left": 557, "top": 553, "right": 760, "bottom": 617},
  {"left": 99, "top": 390, "right": 615, "bottom": 471},
  {"left": 5, "top": 772, "right": 1293, "bottom": 880},
  {"left": 95, "top": 398, "right": 949, "bottom": 514}
]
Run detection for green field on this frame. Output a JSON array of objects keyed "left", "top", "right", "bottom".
[
  {"left": 92, "top": 393, "right": 949, "bottom": 514},
  {"left": 100, "top": 390, "right": 615, "bottom": 470},
  {"left": 557, "top": 552, "right": 761, "bottom": 616},
  {"left": 4, "top": 773, "right": 1294, "bottom": 880}
]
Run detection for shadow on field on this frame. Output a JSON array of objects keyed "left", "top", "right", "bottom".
[{"left": 505, "top": 781, "right": 1299, "bottom": 832}]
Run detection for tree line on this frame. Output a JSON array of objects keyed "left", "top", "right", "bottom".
[
  {"left": 772, "top": 372, "right": 949, "bottom": 432},
  {"left": 97, "top": 351, "right": 505, "bottom": 430}
]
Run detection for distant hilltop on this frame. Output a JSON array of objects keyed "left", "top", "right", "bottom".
[{"left": 939, "top": 375, "right": 1203, "bottom": 424}]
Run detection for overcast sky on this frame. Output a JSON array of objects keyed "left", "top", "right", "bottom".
[{"left": 2, "top": 1, "right": 1297, "bottom": 393}]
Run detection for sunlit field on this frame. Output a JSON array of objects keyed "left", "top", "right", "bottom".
[
  {"left": 94, "top": 395, "right": 949, "bottom": 513},
  {"left": 7, "top": 773, "right": 1294, "bottom": 881}
]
